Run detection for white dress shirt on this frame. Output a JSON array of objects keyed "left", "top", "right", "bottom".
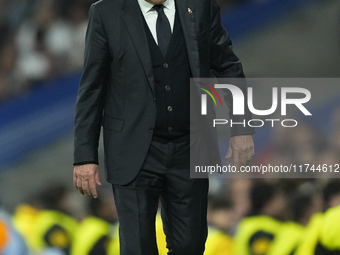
[{"left": 137, "top": 0, "right": 176, "bottom": 45}]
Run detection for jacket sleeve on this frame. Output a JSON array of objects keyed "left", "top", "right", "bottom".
[
  {"left": 74, "top": 4, "right": 111, "bottom": 165},
  {"left": 209, "top": 0, "right": 255, "bottom": 137}
]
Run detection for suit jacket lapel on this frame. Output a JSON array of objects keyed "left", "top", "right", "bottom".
[
  {"left": 176, "top": 0, "right": 200, "bottom": 77},
  {"left": 121, "top": 0, "right": 156, "bottom": 96}
]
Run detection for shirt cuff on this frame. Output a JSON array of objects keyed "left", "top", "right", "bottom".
[{"left": 73, "top": 161, "right": 99, "bottom": 166}]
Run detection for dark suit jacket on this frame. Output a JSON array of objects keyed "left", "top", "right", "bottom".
[{"left": 74, "top": 0, "right": 254, "bottom": 185}]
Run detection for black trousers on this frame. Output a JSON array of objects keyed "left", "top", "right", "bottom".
[{"left": 112, "top": 139, "right": 209, "bottom": 255}]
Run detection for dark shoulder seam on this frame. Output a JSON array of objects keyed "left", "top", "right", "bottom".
[{"left": 90, "top": 3, "right": 110, "bottom": 50}]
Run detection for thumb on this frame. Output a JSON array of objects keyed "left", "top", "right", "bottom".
[
  {"left": 95, "top": 169, "right": 102, "bottom": 186},
  {"left": 225, "top": 146, "right": 232, "bottom": 159}
]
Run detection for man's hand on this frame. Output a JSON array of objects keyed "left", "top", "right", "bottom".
[
  {"left": 225, "top": 135, "right": 255, "bottom": 169},
  {"left": 73, "top": 164, "right": 101, "bottom": 198}
]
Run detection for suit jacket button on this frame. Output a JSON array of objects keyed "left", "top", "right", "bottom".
[
  {"left": 148, "top": 128, "right": 153, "bottom": 133},
  {"left": 163, "top": 63, "right": 169, "bottom": 68}
]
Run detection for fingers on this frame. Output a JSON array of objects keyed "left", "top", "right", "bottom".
[
  {"left": 76, "top": 176, "right": 84, "bottom": 195},
  {"left": 229, "top": 135, "right": 255, "bottom": 168},
  {"left": 245, "top": 148, "right": 255, "bottom": 165},
  {"left": 238, "top": 151, "right": 248, "bottom": 167},
  {"left": 233, "top": 150, "right": 249, "bottom": 171},
  {"left": 232, "top": 150, "right": 241, "bottom": 170},
  {"left": 82, "top": 178, "right": 91, "bottom": 197},
  {"left": 225, "top": 147, "right": 232, "bottom": 159},
  {"left": 95, "top": 170, "right": 101, "bottom": 186},
  {"left": 225, "top": 140, "right": 232, "bottom": 159},
  {"left": 89, "top": 179, "right": 98, "bottom": 199},
  {"left": 73, "top": 164, "right": 100, "bottom": 198}
]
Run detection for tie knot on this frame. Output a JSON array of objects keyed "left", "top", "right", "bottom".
[{"left": 153, "top": 4, "right": 165, "bottom": 14}]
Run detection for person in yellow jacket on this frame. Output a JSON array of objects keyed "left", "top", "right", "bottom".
[
  {"left": 107, "top": 223, "right": 120, "bottom": 255},
  {"left": 205, "top": 227, "right": 234, "bottom": 255},
  {"left": 29, "top": 184, "right": 78, "bottom": 255},
  {"left": 267, "top": 192, "right": 315, "bottom": 255},
  {"left": 316, "top": 204, "right": 340, "bottom": 254},
  {"left": 234, "top": 181, "right": 285, "bottom": 255},
  {"left": 205, "top": 195, "right": 235, "bottom": 255},
  {"left": 13, "top": 203, "right": 41, "bottom": 250},
  {"left": 71, "top": 192, "right": 118, "bottom": 255},
  {"left": 313, "top": 180, "right": 340, "bottom": 255},
  {"left": 295, "top": 180, "right": 340, "bottom": 255},
  {"left": 294, "top": 212, "right": 323, "bottom": 255}
]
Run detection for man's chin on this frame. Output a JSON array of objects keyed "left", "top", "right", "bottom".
[{"left": 145, "top": 0, "right": 167, "bottom": 5}]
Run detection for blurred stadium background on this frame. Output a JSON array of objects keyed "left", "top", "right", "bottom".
[{"left": 0, "top": 0, "right": 340, "bottom": 254}]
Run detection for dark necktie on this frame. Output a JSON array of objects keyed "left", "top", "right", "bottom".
[{"left": 153, "top": 4, "right": 172, "bottom": 57}]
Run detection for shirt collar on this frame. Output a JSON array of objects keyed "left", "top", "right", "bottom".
[{"left": 137, "top": 0, "right": 175, "bottom": 14}]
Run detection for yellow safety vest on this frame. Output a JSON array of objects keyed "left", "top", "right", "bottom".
[
  {"left": 12, "top": 204, "right": 40, "bottom": 250},
  {"left": 205, "top": 227, "right": 234, "bottom": 255},
  {"left": 234, "top": 215, "right": 281, "bottom": 255},
  {"left": 294, "top": 213, "right": 323, "bottom": 255},
  {"left": 107, "top": 223, "right": 120, "bottom": 255},
  {"left": 156, "top": 214, "right": 168, "bottom": 255},
  {"left": 31, "top": 210, "right": 78, "bottom": 252},
  {"left": 267, "top": 221, "right": 305, "bottom": 255},
  {"left": 319, "top": 205, "right": 340, "bottom": 251},
  {"left": 71, "top": 216, "right": 116, "bottom": 255}
]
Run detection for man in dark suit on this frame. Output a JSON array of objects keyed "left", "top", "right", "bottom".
[{"left": 73, "top": 0, "right": 255, "bottom": 254}]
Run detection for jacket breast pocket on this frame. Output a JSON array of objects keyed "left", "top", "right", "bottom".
[{"left": 102, "top": 115, "right": 124, "bottom": 132}]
